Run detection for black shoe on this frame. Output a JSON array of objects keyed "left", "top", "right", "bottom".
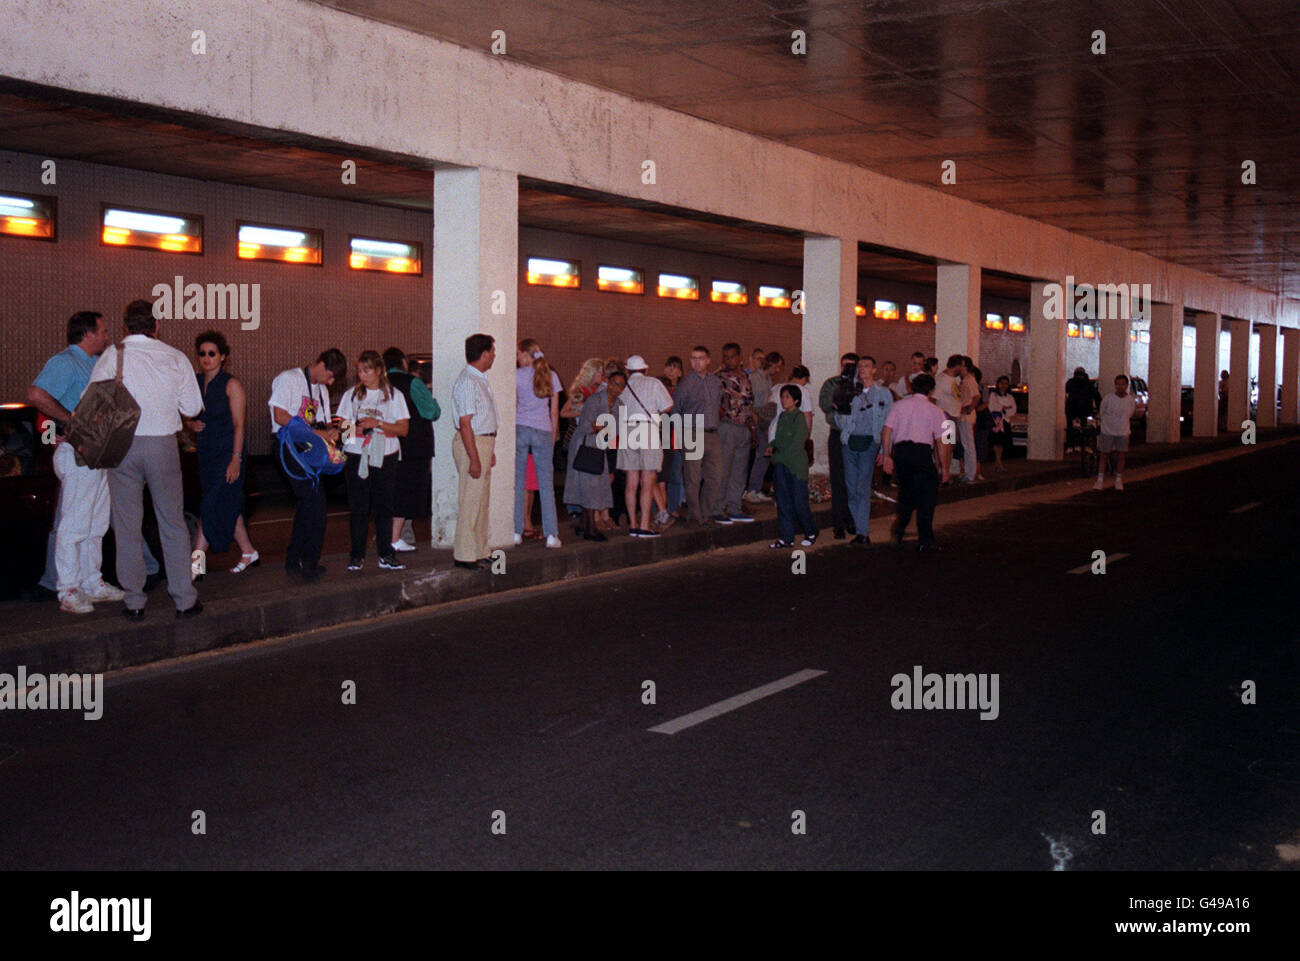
[
  {"left": 850, "top": 534, "right": 870, "bottom": 547},
  {"left": 122, "top": 607, "right": 145, "bottom": 620},
  {"left": 301, "top": 565, "right": 327, "bottom": 582},
  {"left": 143, "top": 571, "right": 166, "bottom": 593},
  {"left": 176, "top": 602, "right": 203, "bottom": 620},
  {"left": 833, "top": 529, "right": 846, "bottom": 540},
  {"left": 847, "top": 524, "right": 857, "bottom": 536},
  {"left": 917, "top": 542, "right": 942, "bottom": 553},
  {"left": 454, "top": 560, "right": 482, "bottom": 571},
  {"left": 582, "top": 530, "right": 608, "bottom": 542}
]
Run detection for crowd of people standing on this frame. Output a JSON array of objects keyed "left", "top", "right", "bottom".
[{"left": 28, "top": 299, "right": 1078, "bottom": 618}]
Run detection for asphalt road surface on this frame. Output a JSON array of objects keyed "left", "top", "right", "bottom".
[{"left": 1, "top": 442, "right": 1296, "bottom": 870}]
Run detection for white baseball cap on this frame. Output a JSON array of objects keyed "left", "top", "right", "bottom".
[{"left": 625, "top": 354, "right": 648, "bottom": 371}]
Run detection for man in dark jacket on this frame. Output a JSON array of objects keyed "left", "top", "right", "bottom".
[{"left": 1064, "top": 367, "right": 1101, "bottom": 452}]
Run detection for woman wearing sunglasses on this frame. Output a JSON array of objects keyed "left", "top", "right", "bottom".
[{"left": 187, "top": 330, "right": 259, "bottom": 574}]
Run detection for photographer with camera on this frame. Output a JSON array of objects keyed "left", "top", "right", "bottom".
[{"left": 818, "top": 351, "right": 861, "bottom": 539}]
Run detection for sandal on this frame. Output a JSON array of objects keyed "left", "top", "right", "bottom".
[{"left": 230, "top": 551, "right": 260, "bottom": 574}]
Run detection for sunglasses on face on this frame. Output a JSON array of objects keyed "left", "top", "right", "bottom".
[{"left": 197, "top": 350, "right": 219, "bottom": 358}]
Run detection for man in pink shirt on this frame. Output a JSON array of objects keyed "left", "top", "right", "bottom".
[{"left": 880, "top": 373, "right": 952, "bottom": 551}]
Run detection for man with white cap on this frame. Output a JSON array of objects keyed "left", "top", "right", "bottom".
[{"left": 617, "top": 355, "right": 673, "bottom": 537}]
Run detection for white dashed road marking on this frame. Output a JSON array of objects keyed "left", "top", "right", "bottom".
[
  {"left": 649, "top": 669, "right": 827, "bottom": 735},
  {"left": 1067, "top": 552, "right": 1129, "bottom": 574}
]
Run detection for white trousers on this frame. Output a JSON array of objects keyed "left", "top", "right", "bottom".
[{"left": 53, "top": 441, "right": 111, "bottom": 594}]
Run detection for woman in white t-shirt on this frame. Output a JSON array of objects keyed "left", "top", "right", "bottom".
[
  {"left": 335, "top": 350, "right": 410, "bottom": 572},
  {"left": 986, "top": 375, "right": 1017, "bottom": 473}
]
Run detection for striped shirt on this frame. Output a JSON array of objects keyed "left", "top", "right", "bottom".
[{"left": 452, "top": 364, "right": 498, "bottom": 434}]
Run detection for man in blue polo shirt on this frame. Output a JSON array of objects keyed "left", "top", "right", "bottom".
[{"left": 27, "top": 311, "right": 125, "bottom": 614}]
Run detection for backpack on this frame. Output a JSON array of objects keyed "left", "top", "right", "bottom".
[
  {"left": 67, "top": 342, "right": 141, "bottom": 469},
  {"left": 277, "top": 415, "right": 344, "bottom": 486}
]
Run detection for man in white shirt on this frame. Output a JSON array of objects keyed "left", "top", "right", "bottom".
[
  {"left": 1095, "top": 374, "right": 1137, "bottom": 491},
  {"left": 895, "top": 352, "right": 924, "bottom": 398},
  {"left": 957, "top": 356, "right": 982, "bottom": 483},
  {"left": 89, "top": 300, "right": 204, "bottom": 619},
  {"left": 269, "top": 348, "right": 347, "bottom": 581},
  {"left": 618, "top": 354, "right": 674, "bottom": 537},
  {"left": 451, "top": 333, "right": 499, "bottom": 569}
]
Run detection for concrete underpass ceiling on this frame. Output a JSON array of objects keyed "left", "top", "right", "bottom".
[
  {"left": 2, "top": 89, "right": 1010, "bottom": 293},
  {"left": 308, "top": 0, "right": 1300, "bottom": 301}
]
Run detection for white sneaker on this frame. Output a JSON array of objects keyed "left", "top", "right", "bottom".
[
  {"left": 513, "top": 533, "right": 523, "bottom": 546},
  {"left": 391, "top": 540, "right": 416, "bottom": 552},
  {"left": 546, "top": 535, "right": 562, "bottom": 549},
  {"left": 1093, "top": 476, "right": 1104, "bottom": 491},
  {"left": 82, "top": 580, "right": 125, "bottom": 602},
  {"left": 59, "top": 590, "right": 94, "bottom": 614},
  {"left": 1114, "top": 476, "right": 1124, "bottom": 491}
]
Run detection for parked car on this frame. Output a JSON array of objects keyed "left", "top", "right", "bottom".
[{"left": 0, "top": 403, "right": 58, "bottom": 597}]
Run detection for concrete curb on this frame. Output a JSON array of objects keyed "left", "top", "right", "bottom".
[{"left": 4, "top": 429, "right": 1293, "bottom": 675}]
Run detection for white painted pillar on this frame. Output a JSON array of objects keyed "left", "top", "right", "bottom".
[
  {"left": 1098, "top": 314, "right": 1132, "bottom": 395},
  {"left": 936, "top": 263, "right": 981, "bottom": 368},
  {"left": 1257, "top": 323, "right": 1277, "bottom": 429},
  {"left": 1192, "top": 311, "right": 1220, "bottom": 437},
  {"left": 1146, "top": 302, "right": 1182, "bottom": 444},
  {"left": 1281, "top": 328, "right": 1300, "bottom": 425},
  {"left": 430, "top": 166, "right": 519, "bottom": 551},
  {"left": 1027, "top": 280, "right": 1065, "bottom": 460},
  {"left": 802, "top": 235, "right": 857, "bottom": 475},
  {"left": 1226, "top": 318, "right": 1251, "bottom": 430}
]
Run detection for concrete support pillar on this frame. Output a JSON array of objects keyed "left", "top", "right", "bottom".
[
  {"left": 1098, "top": 314, "right": 1132, "bottom": 394},
  {"left": 1192, "top": 311, "right": 1220, "bottom": 437},
  {"left": 1147, "top": 301, "right": 1182, "bottom": 444},
  {"left": 1257, "top": 324, "right": 1277, "bottom": 429},
  {"left": 936, "top": 263, "right": 981, "bottom": 368},
  {"left": 802, "top": 235, "right": 857, "bottom": 474},
  {"left": 1027, "top": 281, "right": 1065, "bottom": 460},
  {"left": 430, "top": 166, "right": 519, "bottom": 550},
  {"left": 1281, "top": 328, "right": 1300, "bottom": 425},
  {"left": 1226, "top": 318, "right": 1251, "bottom": 430}
]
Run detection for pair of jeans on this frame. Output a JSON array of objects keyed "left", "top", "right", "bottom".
[
  {"left": 827, "top": 427, "right": 853, "bottom": 532},
  {"left": 772, "top": 463, "right": 817, "bottom": 544},
  {"left": 957, "top": 419, "right": 977, "bottom": 480},
  {"left": 842, "top": 438, "right": 879, "bottom": 536},
  {"left": 666, "top": 446, "right": 685, "bottom": 512},
  {"left": 107, "top": 435, "right": 196, "bottom": 612},
  {"left": 892, "top": 441, "right": 939, "bottom": 546},
  {"left": 344, "top": 451, "right": 398, "bottom": 560},
  {"left": 717, "top": 421, "right": 751, "bottom": 515},
  {"left": 514, "top": 425, "right": 558, "bottom": 537}
]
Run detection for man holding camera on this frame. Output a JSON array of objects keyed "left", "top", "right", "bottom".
[{"left": 818, "top": 352, "right": 861, "bottom": 539}]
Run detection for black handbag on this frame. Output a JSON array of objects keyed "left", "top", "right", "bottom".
[{"left": 573, "top": 433, "right": 605, "bottom": 475}]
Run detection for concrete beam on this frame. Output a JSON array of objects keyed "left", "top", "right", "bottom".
[
  {"left": 802, "top": 235, "right": 857, "bottom": 474},
  {"left": 1147, "top": 301, "right": 1182, "bottom": 444},
  {"left": 1281, "top": 329, "right": 1300, "bottom": 425},
  {"left": 1257, "top": 323, "right": 1277, "bottom": 429},
  {"left": 1226, "top": 318, "right": 1251, "bottom": 431},
  {"left": 1, "top": 0, "right": 1296, "bottom": 329},
  {"left": 1027, "top": 281, "right": 1065, "bottom": 461},
  {"left": 1192, "top": 312, "right": 1220, "bottom": 437},
  {"left": 935, "top": 263, "right": 981, "bottom": 368}
]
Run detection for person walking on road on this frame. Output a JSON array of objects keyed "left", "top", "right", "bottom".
[
  {"left": 1095, "top": 374, "right": 1136, "bottom": 491},
  {"left": 880, "top": 373, "right": 952, "bottom": 552}
]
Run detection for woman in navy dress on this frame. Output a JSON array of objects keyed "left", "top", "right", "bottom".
[{"left": 186, "top": 331, "right": 259, "bottom": 574}]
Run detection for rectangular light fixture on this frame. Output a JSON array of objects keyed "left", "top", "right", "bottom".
[
  {"left": 758, "top": 285, "right": 791, "bottom": 309},
  {"left": 657, "top": 273, "right": 699, "bottom": 300},
  {"left": 1067, "top": 322, "right": 1081, "bottom": 337},
  {"left": 710, "top": 280, "right": 747, "bottom": 305},
  {"left": 854, "top": 300, "right": 867, "bottom": 317},
  {"left": 1138, "top": 330, "right": 1151, "bottom": 344},
  {"left": 1008, "top": 315, "right": 1025, "bottom": 333},
  {"left": 102, "top": 205, "right": 202, "bottom": 254},
  {"left": 905, "top": 304, "right": 926, "bottom": 324},
  {"left": 0, "top": 192, "right": 55, "bottom": 240},
  {"left": 526, "top": 257, "right": 580, "bottom": 288},
  {"left": 238, "top": 222, "right": 322, "bottom": 265},
  {"left": 984, "top": 313, "right": 1005, "bottom": 330},
  {"left": 1081, "top": 324, "right": 1096, "bottom": 339},
  {"left": 596, "top": 265, "right": 644, "bottom": 295},
  {"left": 873, "top": 300, "right": 899, "bottom": 320},
  {"left": 349, "top": 236, "right": 422, "bottom": 274}
]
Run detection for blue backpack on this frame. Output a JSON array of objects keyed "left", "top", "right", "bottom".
[{"left": 277, "top": 415, "right": 344, "bottom": 485}]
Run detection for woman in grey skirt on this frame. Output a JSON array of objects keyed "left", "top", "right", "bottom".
[{"left": 563, "top": 376, "right": 618, "bottom": 541}]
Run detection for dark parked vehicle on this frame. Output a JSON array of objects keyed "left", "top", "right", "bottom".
[{"left": 0, "top": 404, "right": 58, "bottom": 597}]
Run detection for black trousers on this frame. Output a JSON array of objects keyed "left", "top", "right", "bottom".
[
  {"left": 284, "top": 470, "right": 327, "bottom": 572},
  {"left": 892, "top": 441, "right": 939, "bottom": 546},
  {"left": 344, "top": 452, "right": 398, "bottom": 560},
  {"left": 827, "top": 428, "right": 853, "bottom": 532}
]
